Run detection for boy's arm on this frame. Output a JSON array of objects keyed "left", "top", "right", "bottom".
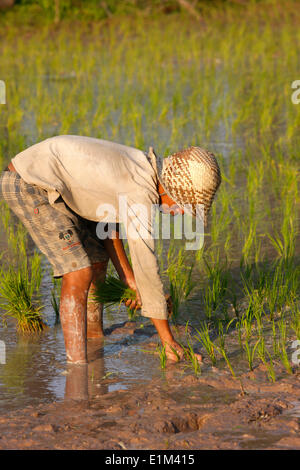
[
  {"left": 103, "top": 228, "right": 172, "bottom": 315},
  {"left": 103, "top": 228, "right": 142, "bottom": 310}
]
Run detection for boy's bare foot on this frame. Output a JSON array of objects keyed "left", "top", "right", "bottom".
[
  {"left": 151, "top": 318, "right": 202, "bottom": 364},
  {"left": 164, "top": 341, "right": 184, "bottom": 362},
  {"left": 164, "top": 340, "right": 202, "bottom": 363}
]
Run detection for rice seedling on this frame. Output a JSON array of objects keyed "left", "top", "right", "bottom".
[
  {"left": 0, "top": 261, "right": 45, "bottom": 333},
  {"left": 93, "top": 275, "right": 138, "bottom": 319},
  {"left": 182, "top": 324, "right": 201, "bottom": 375},
  {"left": 0, "top": 213, "right": 28, "bottom": 263},
  {"left": 271, "top": 320, "right": 280, "bottom": 357},
  {"left": 7, "top": 223, "right": 28, "bottom": 260},
  {"left": 277, "top": 316, "right": 293, "bottom": 374},
  {"left": 278, "top": 342, "right": 293, "bottom": 375},
  {"left": 166, "top": 246, "right": 196, "bottom": 322},
  {"left": 180, "top": 342, "right": 202, "bottom": 375},
  {"left": 236, "top": 320, "right": 243, "bottom": 351},
  {"left": 0, "top": 201, "right": 11, "bottom": 232},
  {"left": 253, "top": 308, "right": 264, "bottom": 338},
  {"left": 240, "top": 265, "right": 265, "bottom": 321},
  {"left": 256, "top": 337, "right": 266, "bottom": 364},
  {"left": 237, "top": 310, "right": 255, "bottom": 343},
  {"left": 267, "top": 207, "right": 296, "bottom": 263},
  {"left": 210, "top": 200, "right": 232, "bottom": 249},
  {"left": 194, "top": 322, "right": 217, "bottom": 367},
  {"left": 0, "top": 201, "right": 44, "bottom": 333},
  {"left": 243, "top": 338, "right": 260, "bottom": 372},
  {"left": 202, "top": 254, "right": 229, "bottom": 323},
  {"left": 260, "top": 260, "right": 298, "bottom": 321},
  {"left": 257, "top": 340, "right": 276, "bottom": 383},
  {"left": 227, "top": 285, "right": 240, "bottom": 319},
  {"left": 265, "top": 352, "right": 277, "bottom": 383},
  {"left": 241, "top": 220, "right": 258, "bottom": 265},
  {"left": 156, "top": 344, "right": 167, "bottom": 370},
  {"left": 278, "top": 315, "right": 288, "bottom": 344},
  {"left": 30, "top": 251, "right": 42, "bottom": 295},
  {"left": 290, "top": 301, "right": 300, "bottom": 340},
  {"left": 216, "top": 322, "right": 236, "bottom": 378}
]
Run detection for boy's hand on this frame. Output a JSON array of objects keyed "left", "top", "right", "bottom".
[{"left": 123, "top": 274, "right": 142, "bottom": 311}]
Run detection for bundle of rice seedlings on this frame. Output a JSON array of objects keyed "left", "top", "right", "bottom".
[
  {"left": 94, "top": 276, "right": 174, "bottom": 320},
  {"left": 93, "top": 275, "right": 138, "bottom": 318},
  {"left": 0, "top": 265, "right": 45, "bottom": 333}
]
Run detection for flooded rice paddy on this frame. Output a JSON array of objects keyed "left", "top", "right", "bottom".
[{"left": 0, "top": 2, "right": 299, "bottom": 449}]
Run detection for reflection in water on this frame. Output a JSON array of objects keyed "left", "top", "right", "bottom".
[
  {"left": 64, "top": 341, "right": 107, "bottom": 401},
  {"left": 0, "top": 334, "right": 33, "bottom": 395},
  {"left": 64, "top": 364, "right": 89, "bottom": 400},
  {"left": 0, "top": 304, "right": 162, "bottom": 412},
  {"left": 0, "top": 324, "right": 66, "bottom": 410}
]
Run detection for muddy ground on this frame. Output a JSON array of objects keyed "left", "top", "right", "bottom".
[{"left": 0, "top": 322, "right": 299, "bottom": 450}]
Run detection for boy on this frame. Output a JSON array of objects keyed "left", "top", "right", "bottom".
[{"left": 0, "top": 135, "right": 221, "bottom": 364}]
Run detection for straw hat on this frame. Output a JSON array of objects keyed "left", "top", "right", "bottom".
[{"left": 147, "top": 146, "right": 221, "bottom": 225}]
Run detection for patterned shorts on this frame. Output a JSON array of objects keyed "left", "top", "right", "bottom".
[{"left": 0, "top": 170, "right": 109, "bottom": 277}]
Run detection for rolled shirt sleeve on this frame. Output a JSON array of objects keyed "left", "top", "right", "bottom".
[{"left": 119, "top": 192, "right": 168, "bottom": 320}]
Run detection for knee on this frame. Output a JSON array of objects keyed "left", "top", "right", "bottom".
[{"left": 62, "top": 266, "right": 93, "bottom": 290}]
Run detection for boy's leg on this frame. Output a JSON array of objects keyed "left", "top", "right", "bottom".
[
  {"left": 86, "top": 261, "right": 108, "bottom": 338},
  {"left": 60, "top": 266, "right": 93, "bottom": 364}
]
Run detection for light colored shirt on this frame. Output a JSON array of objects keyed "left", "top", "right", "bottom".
[{"left": 12, "top": 135, "right": 168, "bottom": 320}]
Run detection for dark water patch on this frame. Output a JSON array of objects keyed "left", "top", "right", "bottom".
[{"left": 165, "top": 384, "right": 237, "bottom": 406}]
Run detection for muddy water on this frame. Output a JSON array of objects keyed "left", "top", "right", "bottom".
[{"left": 0, "top": 265, "right": 167, "bottom": 412}]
